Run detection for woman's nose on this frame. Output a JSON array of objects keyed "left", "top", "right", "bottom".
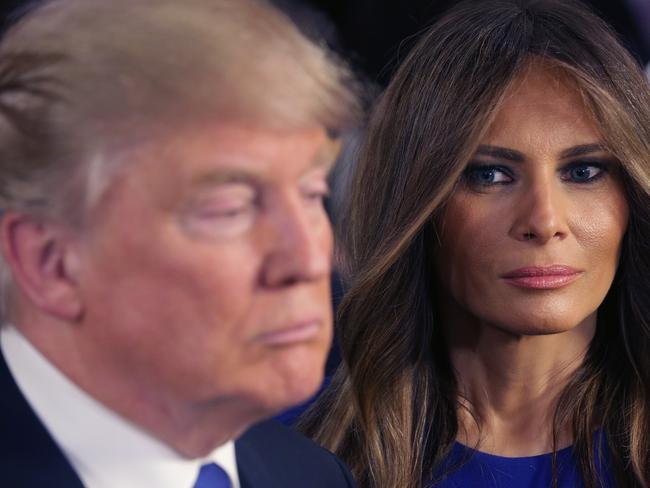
[{"left": 509, "top": 179, "right": 569, "bottom": 244}]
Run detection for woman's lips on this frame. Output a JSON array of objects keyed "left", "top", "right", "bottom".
[{"left": 500, "top": 265, "right": 583, "bottom": 289}]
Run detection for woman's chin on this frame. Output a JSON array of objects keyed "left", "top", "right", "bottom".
[{"left": 494, "top": 313, "right": 592, "bottom": 337}]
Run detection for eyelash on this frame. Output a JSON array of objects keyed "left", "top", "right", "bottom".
[
  {"left": 463, "top": 164, "right": 513, "bottom": 187},
  {"left": 560, "top": 161, "right": 607, "bottom": 183},
  {"left": 462, "top": 161, "right": 609, "bottom": 188}
]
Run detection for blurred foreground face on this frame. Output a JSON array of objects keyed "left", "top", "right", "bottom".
[
  {"left": 436, "top": 66, "right": 629, "bottom": 335},
  {"left": 74, "top": 123, "right": 335, "bottom": 413}
]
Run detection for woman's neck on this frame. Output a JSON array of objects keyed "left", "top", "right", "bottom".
[{"left": 443, "top": 302, "right": 596, "bottom": 457}]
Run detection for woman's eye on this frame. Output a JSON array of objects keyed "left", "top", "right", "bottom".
[
  {"left": 463, "top": 165, "right": 513, "bottom": 187},
  {"left": 562, "top": 164, "right": 604, "bottom": 183}
]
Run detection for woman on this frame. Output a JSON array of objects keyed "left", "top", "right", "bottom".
[{"left": 300, "top": 0, "right": 650, "bottom": 486}]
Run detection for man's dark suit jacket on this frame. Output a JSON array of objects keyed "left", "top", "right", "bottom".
[{"left": 0, "top": 350, "right": 356, "bottom": 487}]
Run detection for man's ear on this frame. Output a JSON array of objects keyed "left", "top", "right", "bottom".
[{"left": 0, "top": 212, "right": 83, "bottom": 321}]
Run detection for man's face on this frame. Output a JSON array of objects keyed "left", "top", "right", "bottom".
[{"left": 73, "top": 123, "right": 335, "bottom": 420}]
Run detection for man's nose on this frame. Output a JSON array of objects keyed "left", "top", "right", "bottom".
[
  {"left": 509, "top": 179, "right": 569, "bottom": 244},
  {"left": 261, "top": 201, "right": 332, "bottom": 288}
]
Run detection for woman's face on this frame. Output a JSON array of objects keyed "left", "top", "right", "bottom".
[{"left": 436, "top": 67, "right": 629, "bottom": 335}]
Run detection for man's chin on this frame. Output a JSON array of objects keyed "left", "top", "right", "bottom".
[{"left": 249, "top": 369, "right": 325, "bottom": 416}]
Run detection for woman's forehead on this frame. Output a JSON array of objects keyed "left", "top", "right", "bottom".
[{"left": 482, "top": 65, "right": 601, "bottom": 149}]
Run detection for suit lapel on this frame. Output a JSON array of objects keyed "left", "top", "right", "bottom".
[
  {"left": 235, "top": 435, "right": 280, "bottom": 488},
  {"left": 0, "top": 348, "right": 85, "bottom": 488}
]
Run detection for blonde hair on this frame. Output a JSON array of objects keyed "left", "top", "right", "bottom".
[{"left": 0, "top": 0, "right": 360, "bottom": 315}]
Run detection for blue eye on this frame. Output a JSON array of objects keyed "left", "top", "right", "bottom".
[
  {"left": 563, "top": 163, "right": 604, "bottom": 183},
  {"left": 463, "top": 165, "right": 513, "bottom": 187}
]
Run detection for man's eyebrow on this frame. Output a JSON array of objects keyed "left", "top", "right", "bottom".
[
  {"left": 559, "top": 144, "right": 608, "bottom": 159},
  {"left": 190, "top": 169, "right": 258, "bottom": 188},
  {"left": 475, "top": 145, "right": 525, "bottom": 162},
  {"left": 189, "top": 138, "right": 342, "bottom": 188}
]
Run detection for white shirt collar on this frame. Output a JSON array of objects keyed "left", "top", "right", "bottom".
[{"left": 0, "top": 325, "right": 241, "bottom": 488}]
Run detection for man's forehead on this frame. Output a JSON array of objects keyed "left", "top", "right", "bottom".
[
  {"left": 160, "top": 123, "right": 341, "bottom": 181},
  {"left": 190, "top": 147, "right": 339, "bottom": 190}
]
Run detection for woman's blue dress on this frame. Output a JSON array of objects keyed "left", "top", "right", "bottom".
[{"left": 432, "top": 437, "right": 613, "bottom": 487}]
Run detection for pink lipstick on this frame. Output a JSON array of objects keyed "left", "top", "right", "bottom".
[{"left": 501, "top": 265, "right": 582, "bottom": 289}]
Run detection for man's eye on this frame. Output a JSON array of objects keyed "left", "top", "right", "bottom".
[
  {"left": 196, "top": 204, "right": 252, "bottom": 219},
  {"left": 305, "top": 190, "right": 329, "bottom": 202},
  {"left": 463, "top": 165, "right": 513, "bottom": 187},
  {"left": 562, "top": 163, "right": 605, "bottom": 183},
  {"left": 302, "top": 182, "right": 330, "bottom": 202}
]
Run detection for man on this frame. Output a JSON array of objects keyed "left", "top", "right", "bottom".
[{"left": 0, "top": 0, "right": 360, "bottom": 486}]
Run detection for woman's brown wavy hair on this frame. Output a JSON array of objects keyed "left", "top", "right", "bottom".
[{"left": 299, "top": 1, "right": 650, "bottom": 487}]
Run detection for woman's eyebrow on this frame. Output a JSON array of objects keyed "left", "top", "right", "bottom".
[
  {"left": 559, "top": 144, "right": 608, "bottom": 159},
  {"left": 475, "top": 144, "right": 610, "bottom": 162},
  {"left": 476, "top": 145, "right": 525, "bottom": 162}
]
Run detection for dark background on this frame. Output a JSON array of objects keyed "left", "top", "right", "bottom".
[
  {"left": 293, "top": 0, "right": 650, "bottom": 86},
  {"left": 1, "top": 0, "right": 648, "bottom": 88}
]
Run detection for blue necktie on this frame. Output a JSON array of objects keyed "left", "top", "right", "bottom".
[{"left": 193, "top": 463, "right": 232, "bottom": 488}]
